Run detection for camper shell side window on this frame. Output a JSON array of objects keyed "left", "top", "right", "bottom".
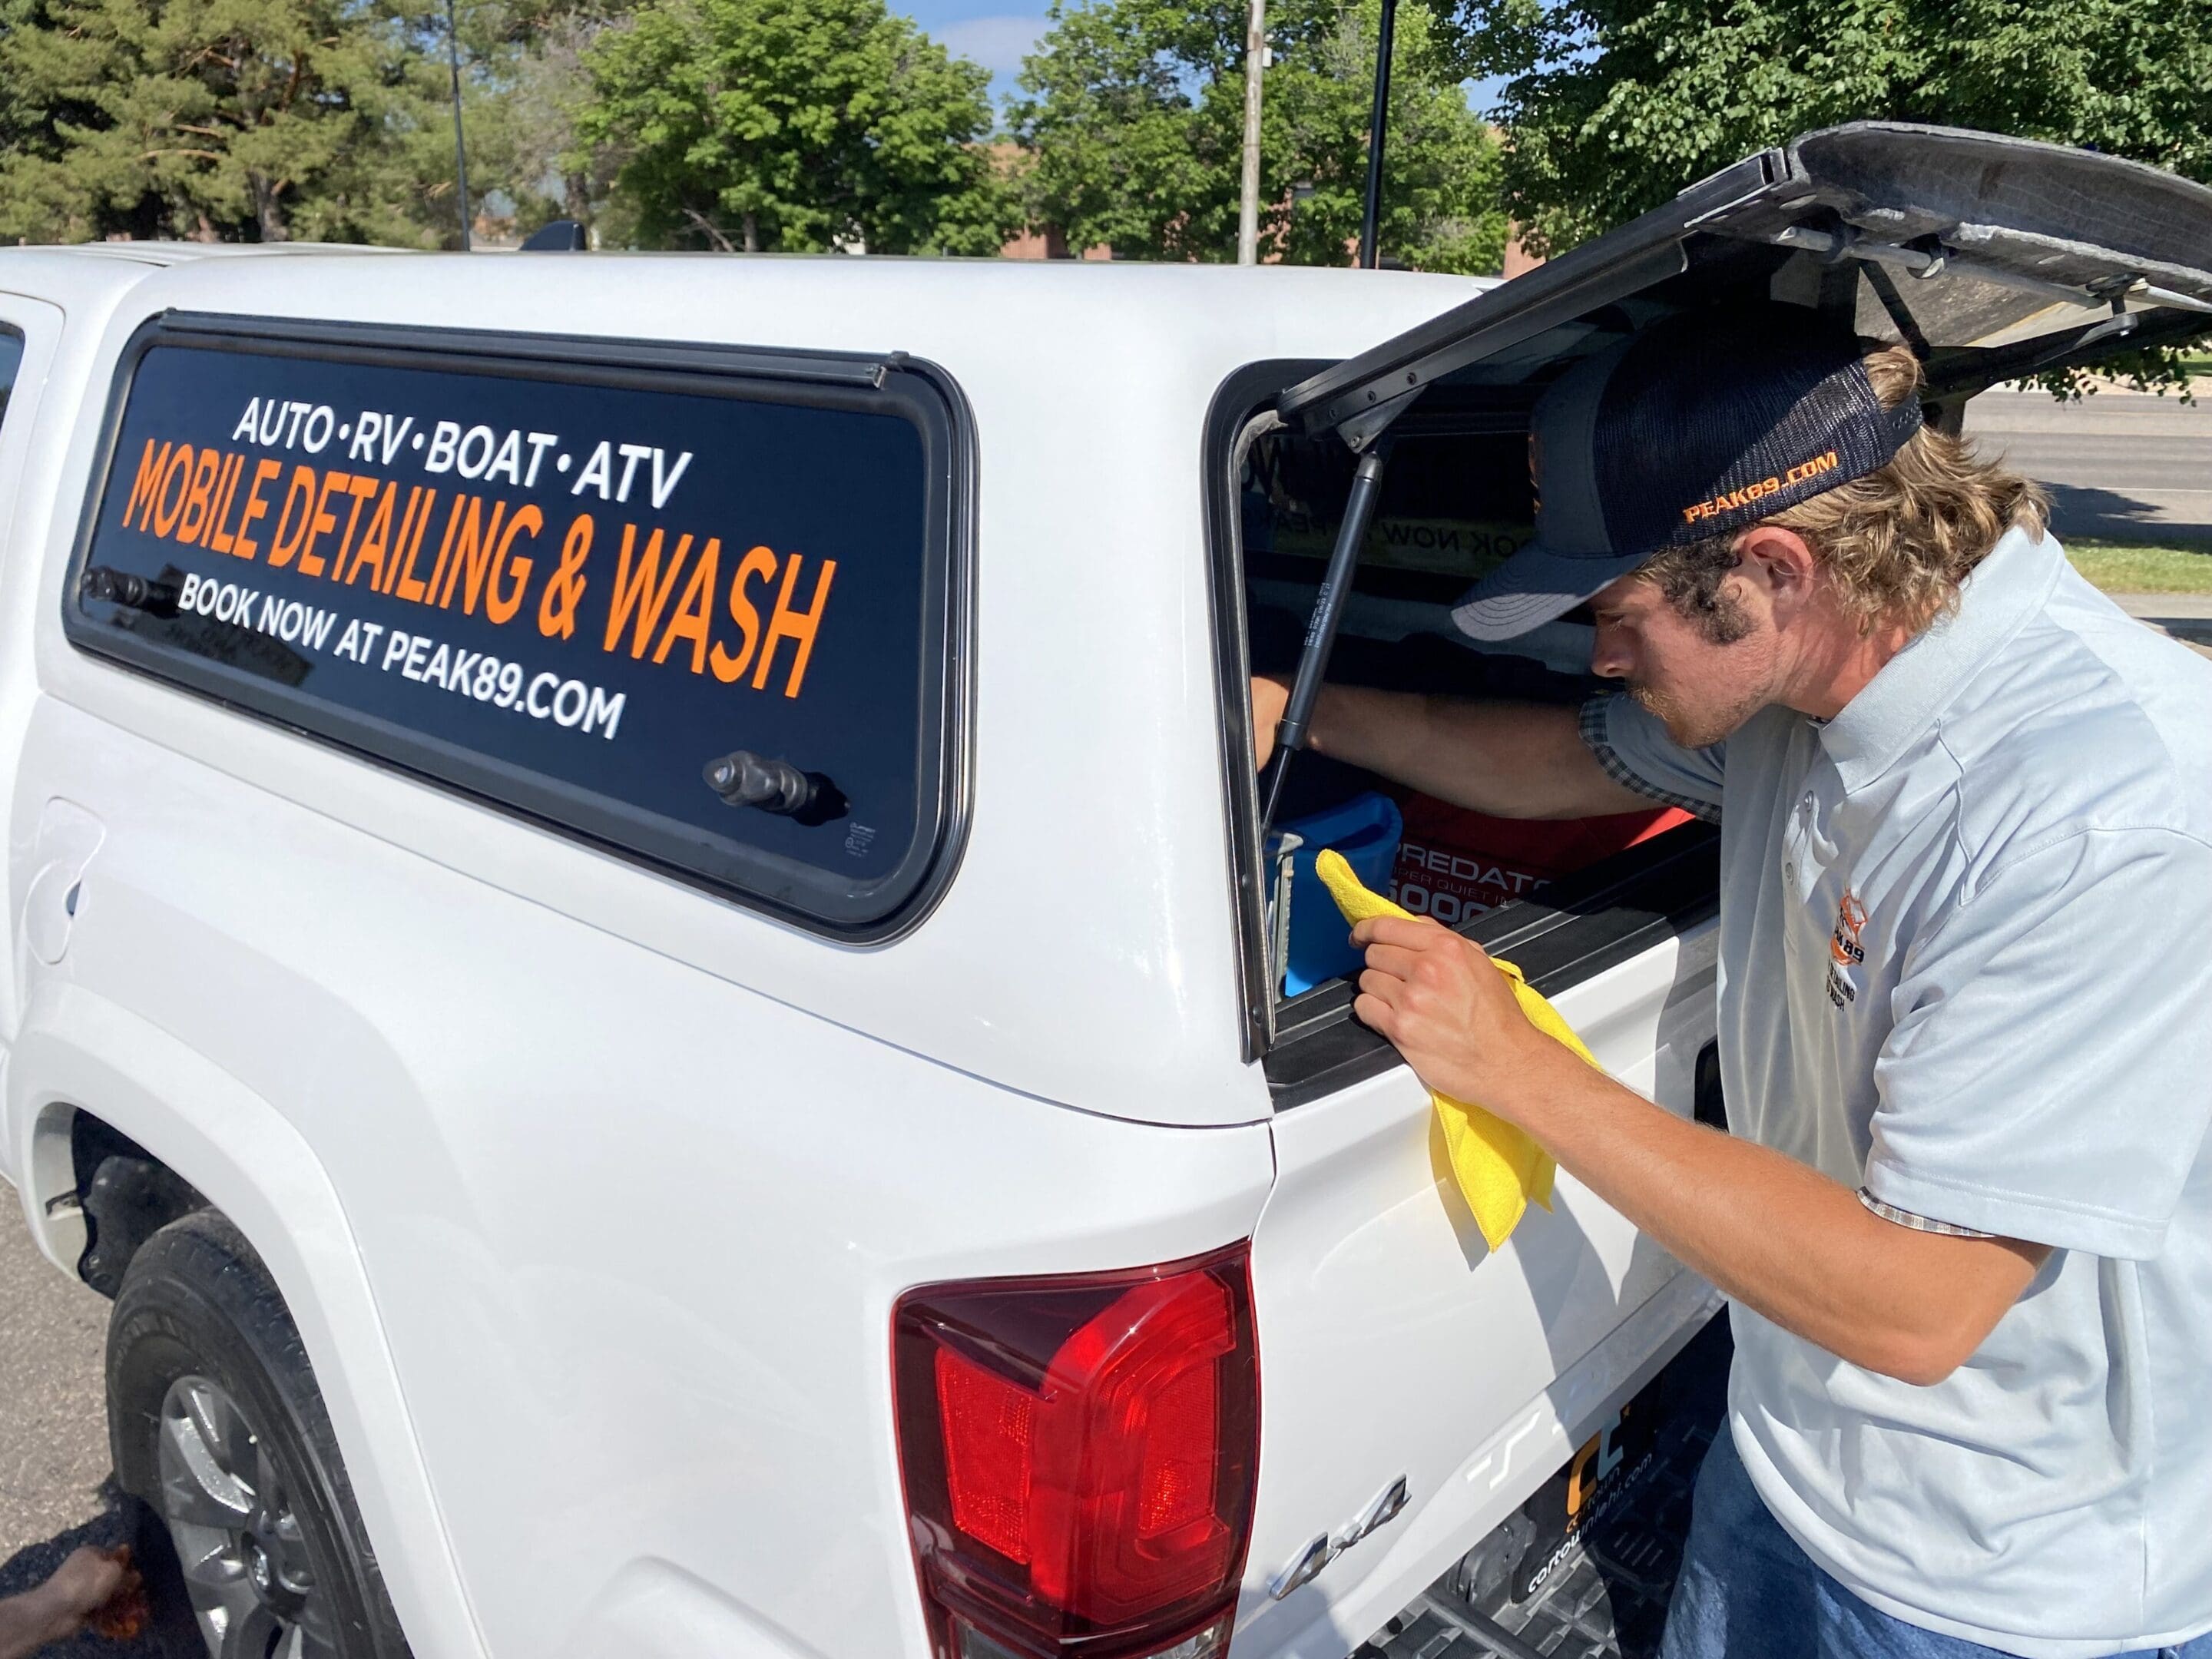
[{"left": 65, "top": 314, "right": 972, "bottom": 942}]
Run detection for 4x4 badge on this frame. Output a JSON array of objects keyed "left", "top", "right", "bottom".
[{"left": 1268, "top": 1475, "right": 1412, "bottom": 1599}]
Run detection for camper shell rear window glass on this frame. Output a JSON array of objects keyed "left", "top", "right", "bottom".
[
  {"left": 66, "top": 315, "right": 968, "bottom": 940},
  {"left": 1205, "top": 363, "right": 1718, "bottom": 1088}
]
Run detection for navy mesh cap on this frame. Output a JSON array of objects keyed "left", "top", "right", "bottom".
[{"left": 1451, "top": 305, "right": 1923, "bottom": 641}]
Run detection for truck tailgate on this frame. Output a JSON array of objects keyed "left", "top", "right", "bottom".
[{"left": 1235, "top": 928, "right": 1721, "bottom": 1659}]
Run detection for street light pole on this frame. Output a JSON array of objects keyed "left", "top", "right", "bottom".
[
  {"left": 1237, "top": 0, "right": 1265, "bottom": 264},
  {"left": 1357, "top": 0, "right": 1398, "bottom": 269},
  {"left": 444, "top": 0, "right": 473, "bottom": 252}
]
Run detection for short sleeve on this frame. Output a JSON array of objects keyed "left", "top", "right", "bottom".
[
  {"left": 1577, "top": 692, "right": 1727, "bottom": 822},
  {"left": 1865, "top": 829, "right": 2212, "bottom": 1259}
]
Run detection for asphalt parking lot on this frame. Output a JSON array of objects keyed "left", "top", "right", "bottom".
[
  {"left": 1, "top": 1178, "right": 108, "bottom": 1556},
  {"left": 1969, "top": 386, "right": 2212, "bottom": 545},
  {"left": 0, "top": 382, "right": 2205, "bottom": 1657},
  {"left": 0, "top": 1178, "right": 204, "bottom": 1654}
]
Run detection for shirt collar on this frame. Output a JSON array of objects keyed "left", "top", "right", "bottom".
[{"left": 1816, "top": 527, "right": 2065, "bottom": 792}]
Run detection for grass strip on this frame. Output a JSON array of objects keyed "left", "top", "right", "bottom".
[{"left": 2066, "top": 539, "right": 2212, "bottom": 595}]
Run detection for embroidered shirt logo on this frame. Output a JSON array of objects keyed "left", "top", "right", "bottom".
[{"left": 1826, "top": 889, "right": 1867, "bottom": 1007}]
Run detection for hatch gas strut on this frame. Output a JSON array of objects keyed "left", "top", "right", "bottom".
[{"left": 1261, "top": 438, "right": 1393, "bottom": 834}]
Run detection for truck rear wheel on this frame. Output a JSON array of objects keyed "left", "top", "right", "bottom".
[{"left": 105, "top": 1209, "right": 410, "bottom": 1658}]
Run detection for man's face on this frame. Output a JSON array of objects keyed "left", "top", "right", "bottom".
[{"left": 1585, "top": 569, "right": 1782, "bottom": 748}]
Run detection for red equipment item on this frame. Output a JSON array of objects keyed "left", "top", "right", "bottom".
[{"left": 1386, "top": 794, "right": 1691, "bottom": 926}]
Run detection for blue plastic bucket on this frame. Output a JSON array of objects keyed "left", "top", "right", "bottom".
[{"left": 1277, "top": 792, "right": 1403, "bottom": 996}]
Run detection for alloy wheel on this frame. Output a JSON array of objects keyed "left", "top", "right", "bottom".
[{"left": 157, "top": 1373, "right": 340, "bottom": 1659}]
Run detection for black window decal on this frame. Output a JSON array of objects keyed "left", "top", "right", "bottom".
[{"left": 67, "top": 315, "right": 969, "bottom": 940}]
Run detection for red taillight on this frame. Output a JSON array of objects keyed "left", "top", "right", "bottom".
[
  {"left": 894, "top": 1247, "right": 1259, "bottom": 1659},
  {"left": 939, "top": 1348, "right": 1037, "bottom": 1563}
]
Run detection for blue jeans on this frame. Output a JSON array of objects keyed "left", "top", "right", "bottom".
[{"left": 1661, "top": 1429, "right": 2212, "bottom": 1659}]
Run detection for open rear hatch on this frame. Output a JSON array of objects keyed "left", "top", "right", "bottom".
[
  {"left": 1232, "top": 122, "right": 2212, "bottom": 1657},
  {"left": 1282, "top": 121, "right": 2212, "bottom": 446}
]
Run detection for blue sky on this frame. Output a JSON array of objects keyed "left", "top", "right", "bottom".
[
  {"left": 894, "top": 0, "right": 1511, "bottom": 111},
  {"left": 896, "top": 0, "right": 1051, "bottom": 102}
]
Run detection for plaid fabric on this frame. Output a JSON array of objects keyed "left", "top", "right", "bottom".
[
  {"left": 1858, "top": 1188, "right": 1996, "bottom": 1240},
  {"left": 1577, "top": 693, "right": 1724, "bottom": 823}
]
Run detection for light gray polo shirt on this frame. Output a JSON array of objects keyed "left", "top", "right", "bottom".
[{"left": 1581, "top": 528, "right": 2212, "bottom": 1655}]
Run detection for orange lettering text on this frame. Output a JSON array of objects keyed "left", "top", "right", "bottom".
[
  {"left": 709, "top": 545, "right": 778, "bottom": 684},
  {"left": 208, "top": 455, "right": 247, "bottom": 555},
  {"left": 152, "top": 445, "right": 196, "bottom": 539},
  {"left": 124, "top": 439, "right": 173, "bottom": 531},
  {"left": 603, "top": 525, "right": 690, "bottom": 658},
  {"left": 298, "top": 469, "right": 351, "bottom": 578},
  {"left": 485, "top": 504, "right": 542, "bottom": 624},
  {"left": 232, "top": 459, "right": 283, "bottom": 561},
  {"left": 393, "top": 488, "right": 436, "bottom": 601},
  {"left": 436, "top": 496, "right": 509, "bottom": 613},
  {"left": 753, "top": 552, "right": 835, "bottom": 698},
  {"left": 654, "top": 537, "right": 719, "bottom": 673},
  {"left": 348, "top": 483, "right": 398, "bottom": 589},
  {"left": 176, "top": 449, "right": 221, "bottom": 545},
  {"left": 267, "top": 465, "right": 318, "bottom": 569}
]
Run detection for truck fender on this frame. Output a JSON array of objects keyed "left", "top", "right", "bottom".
[{"left": 5, "top": 978, "right": 489, "bottom": 1659}]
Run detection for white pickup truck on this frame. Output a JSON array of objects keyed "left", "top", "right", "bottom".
[{"left": 2, "top": 121, "right": 2205, "bottom": 1659}]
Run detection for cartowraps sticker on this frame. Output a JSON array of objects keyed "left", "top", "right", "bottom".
[{"left": 69, "top": 320, "right": 965, "bottom": 937}]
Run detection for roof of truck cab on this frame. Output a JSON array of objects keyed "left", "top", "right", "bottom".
[
  {"left": 8, "top": 240, "right": 408, "bottom": 267},
  {"left": 0, "top": 243, "right": 412, "bottom": 323},
  {"left": 38, "top": 249, "right": 1498, "bottom": 385}
]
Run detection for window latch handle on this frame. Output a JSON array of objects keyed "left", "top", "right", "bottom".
[
  {"left": 704, "top": 750, "right": 819, "bottom": 817},
  {"left": 81, "top": 565, "right": 180, "bottom": 616}
]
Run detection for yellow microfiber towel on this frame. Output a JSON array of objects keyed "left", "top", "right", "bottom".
[{"left": 1315, "top": 846, "right": 1600, "bottom": 1250}]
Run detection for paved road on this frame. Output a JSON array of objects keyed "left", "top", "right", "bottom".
[
  {"left": 0, "top": 1179, "right": 111, "bottom": 1554},
  {"left": 0, "top": 1181, "right": 197, "bottom": 1654},
  {"left": 1967, "top": 388, "right": 2212, "bottom": 545}
]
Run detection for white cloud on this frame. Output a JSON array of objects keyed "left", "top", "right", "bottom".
[{"left": 936, "top": 13, "right": 1048, "bottom": 76}]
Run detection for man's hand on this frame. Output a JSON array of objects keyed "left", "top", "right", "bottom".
[
  {"left": 1350, "top": 915, "right": 1574, "bottom": 1114},
  {"left": 1250, "top": 674, "right": 1289, "bottom": 770},
  {"left": 1350, "top": 917, "right": 2046, "bottom": 1386},
  {"left": 0, "top": 1545, "right": 137, "bottom": 1659}
]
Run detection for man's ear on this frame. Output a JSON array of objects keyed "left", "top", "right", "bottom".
[{"left": 1733, "top": 525, "right": 1820, "bottom": 618}]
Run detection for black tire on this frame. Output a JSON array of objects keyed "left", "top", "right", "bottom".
[{"left": 106, "top": 1208, "right": 412, "bottom": 1658}]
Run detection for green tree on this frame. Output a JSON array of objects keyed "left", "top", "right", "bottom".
[
  {"left": 426, "top": 0, "right": 646, "bottom": 241},
  {"left": 1465, "top": 0, "right": 2212, "bottom": 386},
  {"left": 0, "top": 0, "right": 477, "bottom": 243},
  {"left": 474, "top": 2, "right": 628, "bottom": 234},
  {"left": 0, "top": 0, "right": 92, "bottom": 237},
  {"left": 575, "top": 0, "right": 1018, "bottom": 254},
  {"left": 1472, "top": 0, "right": 2212, "bottom": 252},
  {"left": 1012, "top": 0, "right": 1508, "bottom": 271}
]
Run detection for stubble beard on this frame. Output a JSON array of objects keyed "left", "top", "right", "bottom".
[{"left": 1631, "top": 677, "right": 1767, "bottom": 750}]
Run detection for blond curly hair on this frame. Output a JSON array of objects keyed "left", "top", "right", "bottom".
[{"left": 1641, "top": 345, "right": 2048, "bottom": 640}]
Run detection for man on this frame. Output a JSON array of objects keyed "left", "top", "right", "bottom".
[{"left": 1253, "top": 306, "right": 2212, "bottom": 1657}]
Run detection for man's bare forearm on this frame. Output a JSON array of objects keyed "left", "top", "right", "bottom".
[
  {"left": 1502, "top": 1051, "right": 2046, "bottom": 1384},
  {"left": 1306, "top": 686, "right": 1654, "bottom": 820},
  {"left": 0, "top": 1588, "right": 71, "bottom": 1659}
]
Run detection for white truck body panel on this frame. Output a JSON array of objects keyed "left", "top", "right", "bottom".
[
  {"left": 1239, "top": 932, "right": 1720, "bottom": 1654},
  {"left": 0, "top": 246, "right": 1714, "bottom": 1659}
]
